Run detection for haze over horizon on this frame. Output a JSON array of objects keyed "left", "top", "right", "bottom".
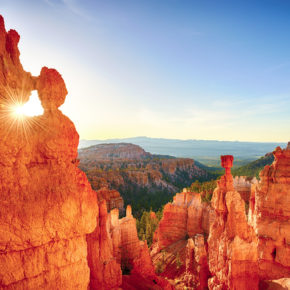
[{"left": 1, "top": 0, "right": 290, "bottom": 142}]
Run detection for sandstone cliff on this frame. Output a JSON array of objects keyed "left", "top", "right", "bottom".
[
  {"left": 0, "top": 16, "right": 98, "bottom": 289},
  {"left": 96, "top": 187, "right": 124, "bottom": 214},
  {"left": 250, "top": 144, "right": 290, "bottom": 281},
  {"left": 151, "top": 188, "right": 213, "bottom": 288}
]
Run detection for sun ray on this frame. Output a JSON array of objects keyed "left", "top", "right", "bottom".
[{"left": 0, "top": 83, "right": 48, "bottom": 143}]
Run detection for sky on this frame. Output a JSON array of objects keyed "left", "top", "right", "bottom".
[{"left": 1, "top": 0, "right": 290, "bottom": 142}]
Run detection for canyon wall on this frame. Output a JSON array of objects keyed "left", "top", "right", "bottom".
[
  {"left": 153, "top": 189, "right": 214, "bottom": 251},
  {"left": 250, "top": 144, "right": 290, "bottom": 280}
]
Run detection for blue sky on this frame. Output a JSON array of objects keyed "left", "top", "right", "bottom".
[{"left": 1, "top": 0, "right": 290, "bottom": 141}]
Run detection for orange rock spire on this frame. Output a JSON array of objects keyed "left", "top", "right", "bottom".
[{"left": 0, "top": 15, "right": 99, "bottom": 289}]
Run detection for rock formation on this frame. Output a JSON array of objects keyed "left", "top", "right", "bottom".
[
  {"left": 0, "top": 15, "right": 98, "bottom": 289},
  {"left": 153, "top": 188, "right": 213, "bottom": 251},
  {"left": 208, "top": 156, "right": 259, "bottom": 289},
  {"left": 79, "top": 143, "right": 209, "bottom": 214},
  {"left": 208, "top": 149, "right": 290, "bottom": 289},
  {"left": 152, "top": 149, "right": 290, "bottom": 289},
  {"left": 86, "top": 201, "right": 122, "bottom": 290},
  {"left": 151, "top": 188, "right": 213, "bottom": 288},
  {"left": 250, "top": 145, "right": 290, "bottom": 281},
  {"left": 96, "top": 187, "right": 124, "bottom": 214}
]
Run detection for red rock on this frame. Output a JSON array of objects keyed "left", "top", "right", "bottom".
[
  {"left": 194, "top": 234, "right": 210, "bottom": 290},
  {"left": 106, "top": 205, "right": 172, "bottom": 289},
  {"left": 37, "top": 67, "right": 67, "bottom": 110},
  {"left": 153, "top": 190, "right": 213, "bottom": 251},
  {"left": 150, "top": 211, "right": 157, "bottom": 219},
  {"left": 251, "top": 145, "right": 290, "bottom": 280},
  {"left": 97, "top": 187, "right": 124, "bottom": 214},
  {"left": 0, "top": 15, "right": 98, "bottom": 289},
  {"left": 208, "top": 156, "right": 259, "bottom": 290},
  {"left": 86, "top": 200, "right": 122, "bottom": 290}
]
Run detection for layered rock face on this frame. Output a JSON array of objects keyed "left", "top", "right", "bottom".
[
  {"left": 0, "top": 16, "right": 98, "bottom": 289},
  {"left": 208, "top": 148, "right": 290, "bottom": 289},
  {"left": 151, "top": 189, "right": 212, "bottom": 288},
  {"left": 79, "top": 144, "right": 206, "bottom": 191},
  {"left": 250, "top": 145, "right": 290, "bottom": 280},
  {"left": 153, "top": 189, "right": 213, "bottom": 251},
  {"left": 153, "top": 149, "right": 290, "bottom": 289},
  {"left": 0, "top": 16, "right": 173, "bottom": 289},
  {"left": 96, "top": 187, "right": 124, "bottom": 214},
  {"left": 86, "top": 201, "right": 122, "bottom": 290},
  {"left": 208, "top": 155, "right": 258, "bottom": 289}
]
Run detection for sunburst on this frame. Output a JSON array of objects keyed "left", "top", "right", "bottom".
[{"left": 0, "top": 84, "right": 48, "bottom": 143}]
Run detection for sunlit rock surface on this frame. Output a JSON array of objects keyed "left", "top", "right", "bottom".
[
  {"left": 0, "top": 15, "right": 98, "bottom": 289},
  {"left": 208, "top": 149, "right": 290, "bottom": 289},
  {"left": 153, "top": 189, "right": 213, "bottom": 251},
  {"left": 208, "top": 155, "right": 259, "bottom": 289},
  {"left": 86, "top": 201, "right": 122, "bottom": 290},
  {"left": 96, "top": 187, "right": 124, "bottom": 214},
  {"left": 252, "top": 145, "right": 290, "bottom": 280}
]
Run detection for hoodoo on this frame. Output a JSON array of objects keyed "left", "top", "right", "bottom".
[{"left": 0, "top": 15, "right": 98, "bottom": 289}]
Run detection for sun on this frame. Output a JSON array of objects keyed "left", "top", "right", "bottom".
[{"left": 12, "top": 91, "right": 43, "bottom": 118}]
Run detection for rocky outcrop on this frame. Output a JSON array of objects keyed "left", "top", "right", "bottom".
[
  {"left": 250, "top": 145, "right": 290, "bottom": 281},
  {"left": 0, "top": 16, "right": 98, "bottom": 289},
  {"left": 208, "top": 155, "right": 259, "bottom": 290},
  {"left": 79, "top": 143, "right": 151, "bottom": 160},
  {"left": 208, "top": 148, "right": 290, "bottom": 289},
  {"left": 0, "top": 15, "right": 174, "bottom": 289},
  {"left": 106, "top": 205, "right": 173, "bottom": 289},
  {"left": 96, "top": 187, "right": 124, "bottom": 214},
  {"left": 153, "top": 189, "right": 213, "bottom": 251},
  {"left": 151, "top": 188, "right": 212, "bottom": 288},
  {"left": 86, "top": 201, "right": 122, "bottom": 290}
]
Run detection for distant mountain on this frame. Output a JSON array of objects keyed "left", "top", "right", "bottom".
[
  {"left": 232, "top": 153, "right": 274, "bottom": 178},
  {"left": 78, "top": 143, "right": 214, "bottom": 215},
  {"left": 79, "top": 137, "right": 286, "bottom": 167}
]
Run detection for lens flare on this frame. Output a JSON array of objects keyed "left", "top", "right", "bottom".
[
  {"left": 0, "top": 86, "right": 47, "bottom": 142},
  {"left": 12, "top": 91, "right": 43, "bottom": 118}
]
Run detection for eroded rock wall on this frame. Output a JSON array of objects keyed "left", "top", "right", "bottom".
[
  {"left": 0, "top": 16, "right": 98, "bottom": 289},
  {"left": 251, "top": 145, "right": 290, "bottom": 280},
  {"left": 153, "top": 189, "right": 213, "bottom": 251},
  {"left": 208, "top": 155, "right": 259, "bottom": 290}
]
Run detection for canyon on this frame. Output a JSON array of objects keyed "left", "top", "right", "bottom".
[
  {"left": 79, "top": 143, "right": 211, "bottom": 214},
  {"left": 0, "top": 14, "right": 289, "bottom": 290}
]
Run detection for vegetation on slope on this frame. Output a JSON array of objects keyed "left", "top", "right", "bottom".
[
  {"left": 136, "top": 209, "right": 163, "bottom": 247},
  {"left": 188, "top": 179, "right": 217, "bottom": 203},
  {"left": 232, "top": 153, "right": 274, "bottom": 178}
]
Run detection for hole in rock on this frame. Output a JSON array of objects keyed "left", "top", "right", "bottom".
[{"left": 13, "top": 90, "right": 43, "bottom": 117}]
